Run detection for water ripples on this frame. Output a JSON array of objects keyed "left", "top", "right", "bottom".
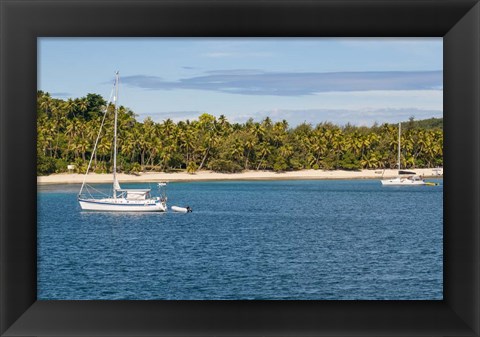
[{"left": 38, "top": 179, "right": 443, "bottom": 300}]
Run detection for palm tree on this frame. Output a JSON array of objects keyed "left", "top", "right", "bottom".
[
  {"left": 37, "top": 89, "right": 443, "bottom": 175},
  {"left": 361, "top": 152, "right": 380, "bottom": 169},
  {"left": 77, "top": 98, "right": 88, "bottom": 118},
  {"left": 39, "top": 93, "right": 53, "bottom": 116},
  {"left": 195, "top": 113, "right": 219, "bottom": 171},
  {"left": 243, "top": 135, "right": 257, "bottom": 170},
  {"left": 64, "top": 98, "right": 77, "bottom": 118},
  {"left": 255, "top": 142, "right": 271, "bottom": 170}
]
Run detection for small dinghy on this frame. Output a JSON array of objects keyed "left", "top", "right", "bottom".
[{"left": 171, "top": 206, "right": 192, "bottom": 213}]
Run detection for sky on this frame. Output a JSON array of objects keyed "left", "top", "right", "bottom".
[{"left": 38, "top": 38, "right": 443, "bottom": 127}]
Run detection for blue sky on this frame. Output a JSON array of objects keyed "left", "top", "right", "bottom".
[{"left": 38, "top": 38, "right": 442, "bottom": 126}]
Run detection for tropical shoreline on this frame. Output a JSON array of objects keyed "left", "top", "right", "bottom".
[{"left": 37, "top": 168, "right": 443, "bottom": 185}]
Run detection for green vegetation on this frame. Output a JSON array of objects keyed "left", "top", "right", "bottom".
[
  {"left": 37, "top": 91, "right": 443, "bottom": 175},
  {"left": 407, "top": 117, "right": 443, "bottom": 130}
]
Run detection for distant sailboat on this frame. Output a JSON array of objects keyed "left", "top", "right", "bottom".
[
  {"left": 78, "top": 72, "right": 168, "bottom": 211},
  {"left": 381, "top": 123, "right": 426, "bottom": 186}
]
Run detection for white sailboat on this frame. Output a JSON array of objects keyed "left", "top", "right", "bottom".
[
  {"left": 381, "top": 123, "right": 426, "bottom": 186},
  {"left": 78, "top": 72, "right": 167, "bottom": 211}
]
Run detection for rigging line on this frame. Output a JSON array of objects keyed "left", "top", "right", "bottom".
[
  {"left": 79, "top": 80, "right": 116, "bottom": 196},
  {"left": 84, "top": 184, "right": 110, "bottom": 198}
]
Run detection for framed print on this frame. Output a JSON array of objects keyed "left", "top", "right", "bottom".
[
  {"left": 1, "top": 0, "right": 479, "bottom": 336},
  {"left": 36, "top": 37, "right": 445, "bottom": 301}
]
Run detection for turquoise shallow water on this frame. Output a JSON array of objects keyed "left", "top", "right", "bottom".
[{"left": 37, "top": 179, "right": 443, "bottom": 300}]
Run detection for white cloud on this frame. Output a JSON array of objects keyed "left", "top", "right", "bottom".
[
  {"left": 311, "top": 90, "right": 443, "bottom": 111},
  {"left": 250, "top": 107, "right": 442, "bottom": 127}
]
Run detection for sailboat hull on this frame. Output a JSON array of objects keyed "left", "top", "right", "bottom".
[
  {"left": 79, "top": 198, "right": 167, "bottom": 212},
  {"left": 381, "top": 178, "right": 426, "bottom": 186}
]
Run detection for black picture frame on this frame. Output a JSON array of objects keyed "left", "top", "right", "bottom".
[{"left": 1, "top": 0, "right": 479, "bottom": 336}]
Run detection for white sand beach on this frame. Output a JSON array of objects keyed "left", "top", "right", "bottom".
[{"left": 37, "top": 168, "right": 443, "bottom": 185}]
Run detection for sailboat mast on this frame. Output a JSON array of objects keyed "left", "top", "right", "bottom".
[
  {"left": 397, "top": 122, "right": 401, "bottom": 170},
  {"left": 113, "top": 71, "right": 119, "bottom": 197}
]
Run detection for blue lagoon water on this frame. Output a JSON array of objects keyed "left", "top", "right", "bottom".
[{"left": 38, "top": 179, "right": 443, "bottom": 300}]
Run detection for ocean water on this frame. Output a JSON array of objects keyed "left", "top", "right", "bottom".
[{"left": 37, "top": 179, "right": 443, "bottom": 300}]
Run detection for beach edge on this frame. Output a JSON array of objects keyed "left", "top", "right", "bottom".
[{"left": 37, "top": 168, "right": 443, "bottom": 185}]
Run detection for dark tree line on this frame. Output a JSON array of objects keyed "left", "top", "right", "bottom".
[{"left": 37, "top": 91, "right": 443, "bottom": 175}]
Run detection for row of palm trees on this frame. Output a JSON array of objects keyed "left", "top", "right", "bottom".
[{"left": 37, "top": 91, "right": 443, "bottom": 175}]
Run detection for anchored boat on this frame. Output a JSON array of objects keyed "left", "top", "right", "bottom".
[
  {"left": 381, "top": 123, "right": 426, "bottom": 186},
  {"left": 171, "top": 206, "right": 192, "bottom": 213},
  {"left": 78, "top": 72, "right": 167, "bottom": 212}
]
